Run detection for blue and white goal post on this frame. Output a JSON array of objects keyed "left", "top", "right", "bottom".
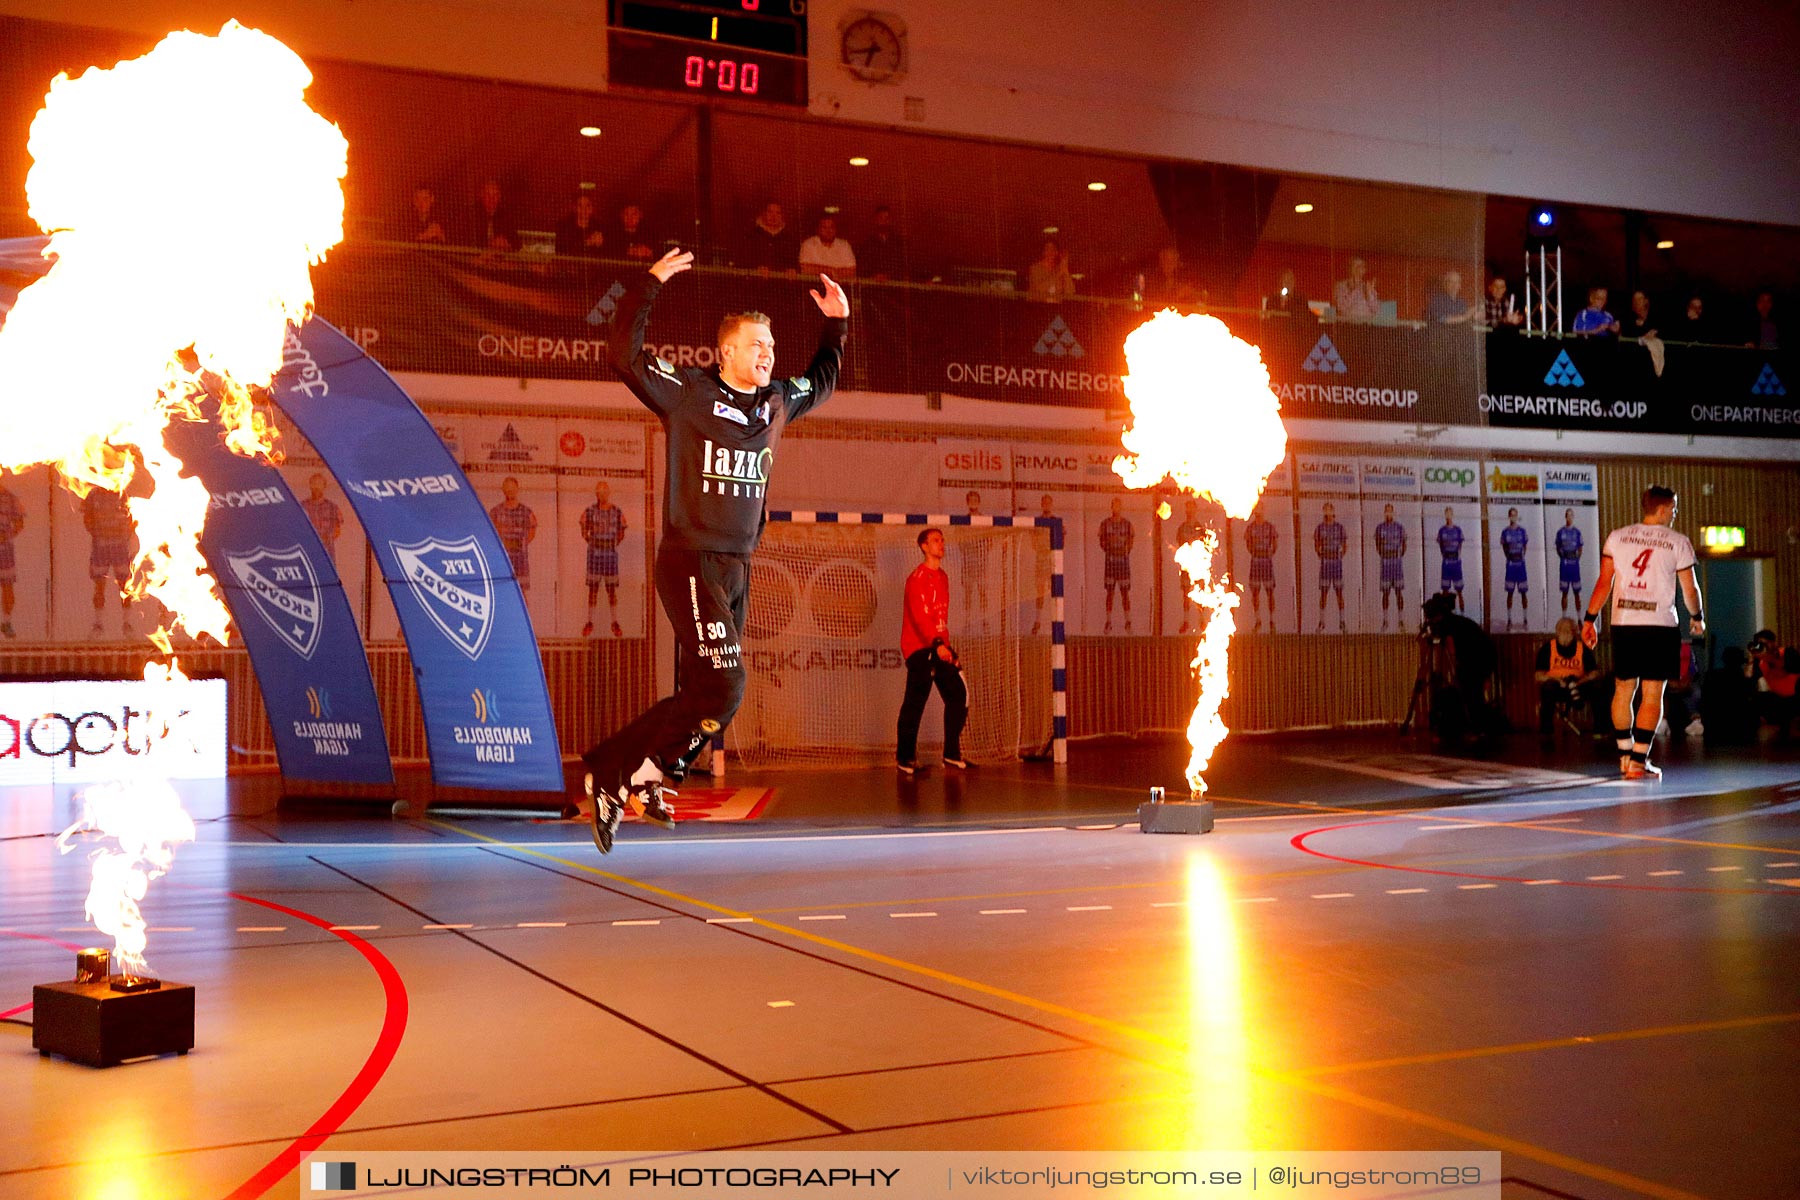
[{"left": 705, "top": 510, "right": 1065, "bottom": 780}]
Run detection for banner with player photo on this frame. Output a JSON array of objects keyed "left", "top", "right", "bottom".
[
  {"left": 1229, "top": 459, "right": 1297, "bottom": 636},
  {"left": 269, "top": 318, "right": 564, "bottom": 795},
  {"left": 164, "top": 408, "right": 394, "bottom": 786},
  {"left": 1358, "top": 459, "right": 1424, "bottom": 635},
  {"left": 1421, "top": 460, "right": 1484, "bottom": 627},
  {"left": 1296, "top": 458, "right": 1362, "bottom": 634},
  {"left": 1539, "top": 464, "right": 1601, "bottom": 625},
  {"left": 1484, "top": 461, "right": 1551, "bottom": 634}
]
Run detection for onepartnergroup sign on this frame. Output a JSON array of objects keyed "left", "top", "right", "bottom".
[{"left": 0, "top": 677, "right": 226, "bottom": 786}]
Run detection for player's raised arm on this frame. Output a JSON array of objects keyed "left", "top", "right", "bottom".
[
  {"left": 789, "top": 273, "right": 850, "bottom": 420},
  {"left": 607, "top": 248, "right": 695, "bottom": 416}
]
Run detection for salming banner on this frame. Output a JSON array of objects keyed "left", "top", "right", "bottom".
[
  {"left": 163, "top": 408, "right": 394, "bottom": 786},
  {"left": 268, "top": 318, "right": 563, "bottom": 793}
]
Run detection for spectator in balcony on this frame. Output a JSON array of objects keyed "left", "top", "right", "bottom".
[
  {"left": 859, "top": 205, "right": 906, "bottom": 281},
  {"left": 466, "top": 178, "right": 518, "bottom": 252},
  {"left": 614, "top": 203, "right": 657, "bottom": 262},
  {"left": 1676, "top": 294, "right": 1711, "bottom": 343},
  {"left": 1267, "top": 267, "right": 1311, "bottom": 319},
  {"left": 799, "top": 215, "right": 857, "bottom": 278},
  {"left": 1623, "top": 290, "right": 1658, "bottom": 339},
  {"left": 1141, "top": 246, "right": 1199, "bottom": 308},
  {"left": 555, "top": 191, "right": 606, "bottom": 258},
  {"left": 745, "top": 201, "right": 795, "bottom": 271},
  {"left": 1571, "top": 286, "right": 1620, "bottom": 336},
  {"left": 1026, "top": 239, "right": 1076, "bottom": 302},
  {"left": 1484, "top": 274, "right": 1524, "bottom": 327},
  {"left": 1746, "top": 290, "right": 1781, "bottom": 350},
  {"left": 1426, "top": 270, "right": 1473, "bottom": 324},
  {"left": 1332, "top": 256, "right": 1379, "bottom": 322},
  {"left": 407, "top": 184, "right": 446, "bottom": 244}
]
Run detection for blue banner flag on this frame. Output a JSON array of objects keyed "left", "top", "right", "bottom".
[
  {"left": 164, "top": 411, "right": 394, "bottom": 786},
  {"left": 267, "top": 318, "right": 564, "bottom": 793}
]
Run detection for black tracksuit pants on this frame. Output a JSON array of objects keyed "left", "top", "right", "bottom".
[
  {"left": 583, "top": 540, "right": 748, "bottom": 792},
  {"left": 896, "top": 648, "right": 969, "bottom": 763}
]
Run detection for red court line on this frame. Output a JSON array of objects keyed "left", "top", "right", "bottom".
[
  {"left": 1292, "top": 820, "right": 1800, "bottom": 896},
  {"left": 1, "top": 929, "right": 88, "bottom": 1020},
  {"left": 221, "top": 890, "right": 409, "bottom": 1200}
]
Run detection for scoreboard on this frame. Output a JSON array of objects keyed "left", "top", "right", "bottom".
[{"left": 607, "top": 0, "right": 809, "bottom": 106}]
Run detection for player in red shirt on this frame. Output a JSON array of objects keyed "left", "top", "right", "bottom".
[{"left": 897, "top": 527, "right": 970, "bottom": 775}]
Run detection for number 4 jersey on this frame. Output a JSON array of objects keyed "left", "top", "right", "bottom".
[{"left": 1603, "top": 523, "right": 1696, "bottom": 627}]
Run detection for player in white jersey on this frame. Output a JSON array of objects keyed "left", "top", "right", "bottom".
[{"left": 1581, "top": 486, "right": 1703, "bottom": 780}]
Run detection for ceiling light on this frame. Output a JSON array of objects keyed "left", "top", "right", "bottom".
[
  {"left": 1656, "top": 239, "right": 1675, "bottom": 250},
  {"left": 1042, "top": 225, "right": 1059, "bottom": 235},
  {"left": 823, "top": 205, "right": 841, "bottom": 214},
  {"left": 848, "top": 156, "right": 870, "bottom": 167},
  {"left": 1293, "top": 202, "right": 1314, "bottom": 214},
  {"left": 579, "top": 126, "right": 602, "bottom": 138},
  {"left": 1086, "top": 181, "right": 1107, "bottom": 192}
]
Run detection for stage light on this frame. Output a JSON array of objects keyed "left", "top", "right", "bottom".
[
  {"left": 579, "top": 126, "right": 602, "bottom": 138},
  {"left": 1042, "top": 225, "right": 1059, "bottom": 234},
  {"left": 1087, "top": 181, "right": 1107, "bottom": 192},
  {"left": 1656, "top": 239, "right": 1675, "bottom": 250},
  {"left": 1533, "top": 207, "right": 1555, "bottom": 228},
  {"left": 1293, "top": 202, "right": 1314, "bottom": 214},
  {"left": 848, "top": 155, "right": 869, "bottom": 166},
  {"left": 823, "top": 205, "right": 841, "bottom": 214}
]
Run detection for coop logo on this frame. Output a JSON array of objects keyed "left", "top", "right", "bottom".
[
  {"left": 347, "top": 474, "right": 463, "bottom": 502},
  {"left": 310, "top": 1161, "right": 357, "bottom": 1191},
  {"left": 225, "top": 545, "right": 322, "bottom": 659},
  {"left": 1544, "top": 349, "right": 1585, "bottom": 388},
  {"left": 1033, "top": 316, "right": 1084, "bottom": 357},
  {"left": 701, "top": 439, "right": 772, "bottom": 499},
  {"left": 390, "top": 536, "right": 494, "bottom": 661},
  {"left": 209, "top": 486, "right": 285, "bottom": 511},
  {"left": 280, "top": 330, "right": 328, "bottom": 398},
  {"left": 1302, "top": 335, "right": 1348, "bottom": 374},
  {"left": 0, "top": 679, "right": 227, "bottom": 782},
  {"left": 1422, "top": 466, "right": 1476, "bottom": 487}
]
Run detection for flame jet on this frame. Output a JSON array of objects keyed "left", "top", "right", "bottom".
[{"left": 1113, "top": 312, "right": 1287, "bottom": 794}]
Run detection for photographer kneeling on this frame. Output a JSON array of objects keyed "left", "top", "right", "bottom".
[{"left": 1535, "top": 617, "right": 1607, "bottom": 739}]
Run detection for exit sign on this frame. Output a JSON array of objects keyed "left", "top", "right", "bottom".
[{"left": 1701, "top": 525, "right": 1745, "bottom": 551}]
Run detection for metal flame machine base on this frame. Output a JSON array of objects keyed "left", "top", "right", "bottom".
[
  {"left": 32, "top": 979, "right": 195, "bottom": 1068},
  {"left": 1138, "top": 787, "right": 1215, "bottom": 835}
]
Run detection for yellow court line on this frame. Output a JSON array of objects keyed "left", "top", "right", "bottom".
[
  {"left": 1295, "top": 1011, "right": 1800, "bottom": 1079},
  {"left": 428, "top": 816, "right": 1713, "bottom": 1200},
  {"left": 749, "top": 880, "right": 1175, "bottom": 914}
]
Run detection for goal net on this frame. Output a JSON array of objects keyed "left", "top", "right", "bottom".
[{"left": 721, "top": 513, "right": 1063, "bottom": 772}]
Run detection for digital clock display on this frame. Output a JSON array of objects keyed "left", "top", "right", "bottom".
[{"left": 607, "top": 28, "right": 807, "bottom": 106}]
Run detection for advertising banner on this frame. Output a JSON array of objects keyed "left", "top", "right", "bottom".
[
  {"left": 1229, "top": 459, "right": 1297, "bottom": 636},
  {"left": 1420, "top": 460, "right": 1484, "bottom": 627},
  {"left": 268, "top": 318, "right": 563, "bottom": 794},
  {"left": 1296, "top": 457, "right": 1362, "bottom": 634},
  {"left": 1358, "top": 459, "right": 1424, "bottom": 635},
  {"left": 1484, "top": 461, "right": 1550, "bottom": 633},
  {"left": 165, "top": 410, "right": 394, "bottom": 786},
  {"left": 1540, "top": 463, "right": 1601, "bottom": 624},
  {"left": 0, "top": 677, "right": 225, "bottom": 785}
]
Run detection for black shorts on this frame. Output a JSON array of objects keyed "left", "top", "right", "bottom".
[{"left": 1611, "top": 625, "right": 1681, "bottom": 681}]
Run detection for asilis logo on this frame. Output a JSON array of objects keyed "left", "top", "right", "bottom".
[{"left": 310, "top": 1160, "right": 356, "bottom": 1191}]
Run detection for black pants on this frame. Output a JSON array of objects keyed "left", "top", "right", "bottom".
[
  {"left": 896, "top": 648, "right": 969, "bottom": 763},
  {"left": 582, "top": 540, "right": 748, "bottom": 792},
  {"left": 1538, "top": 679, "right": 1608, "bottom": 734}
]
